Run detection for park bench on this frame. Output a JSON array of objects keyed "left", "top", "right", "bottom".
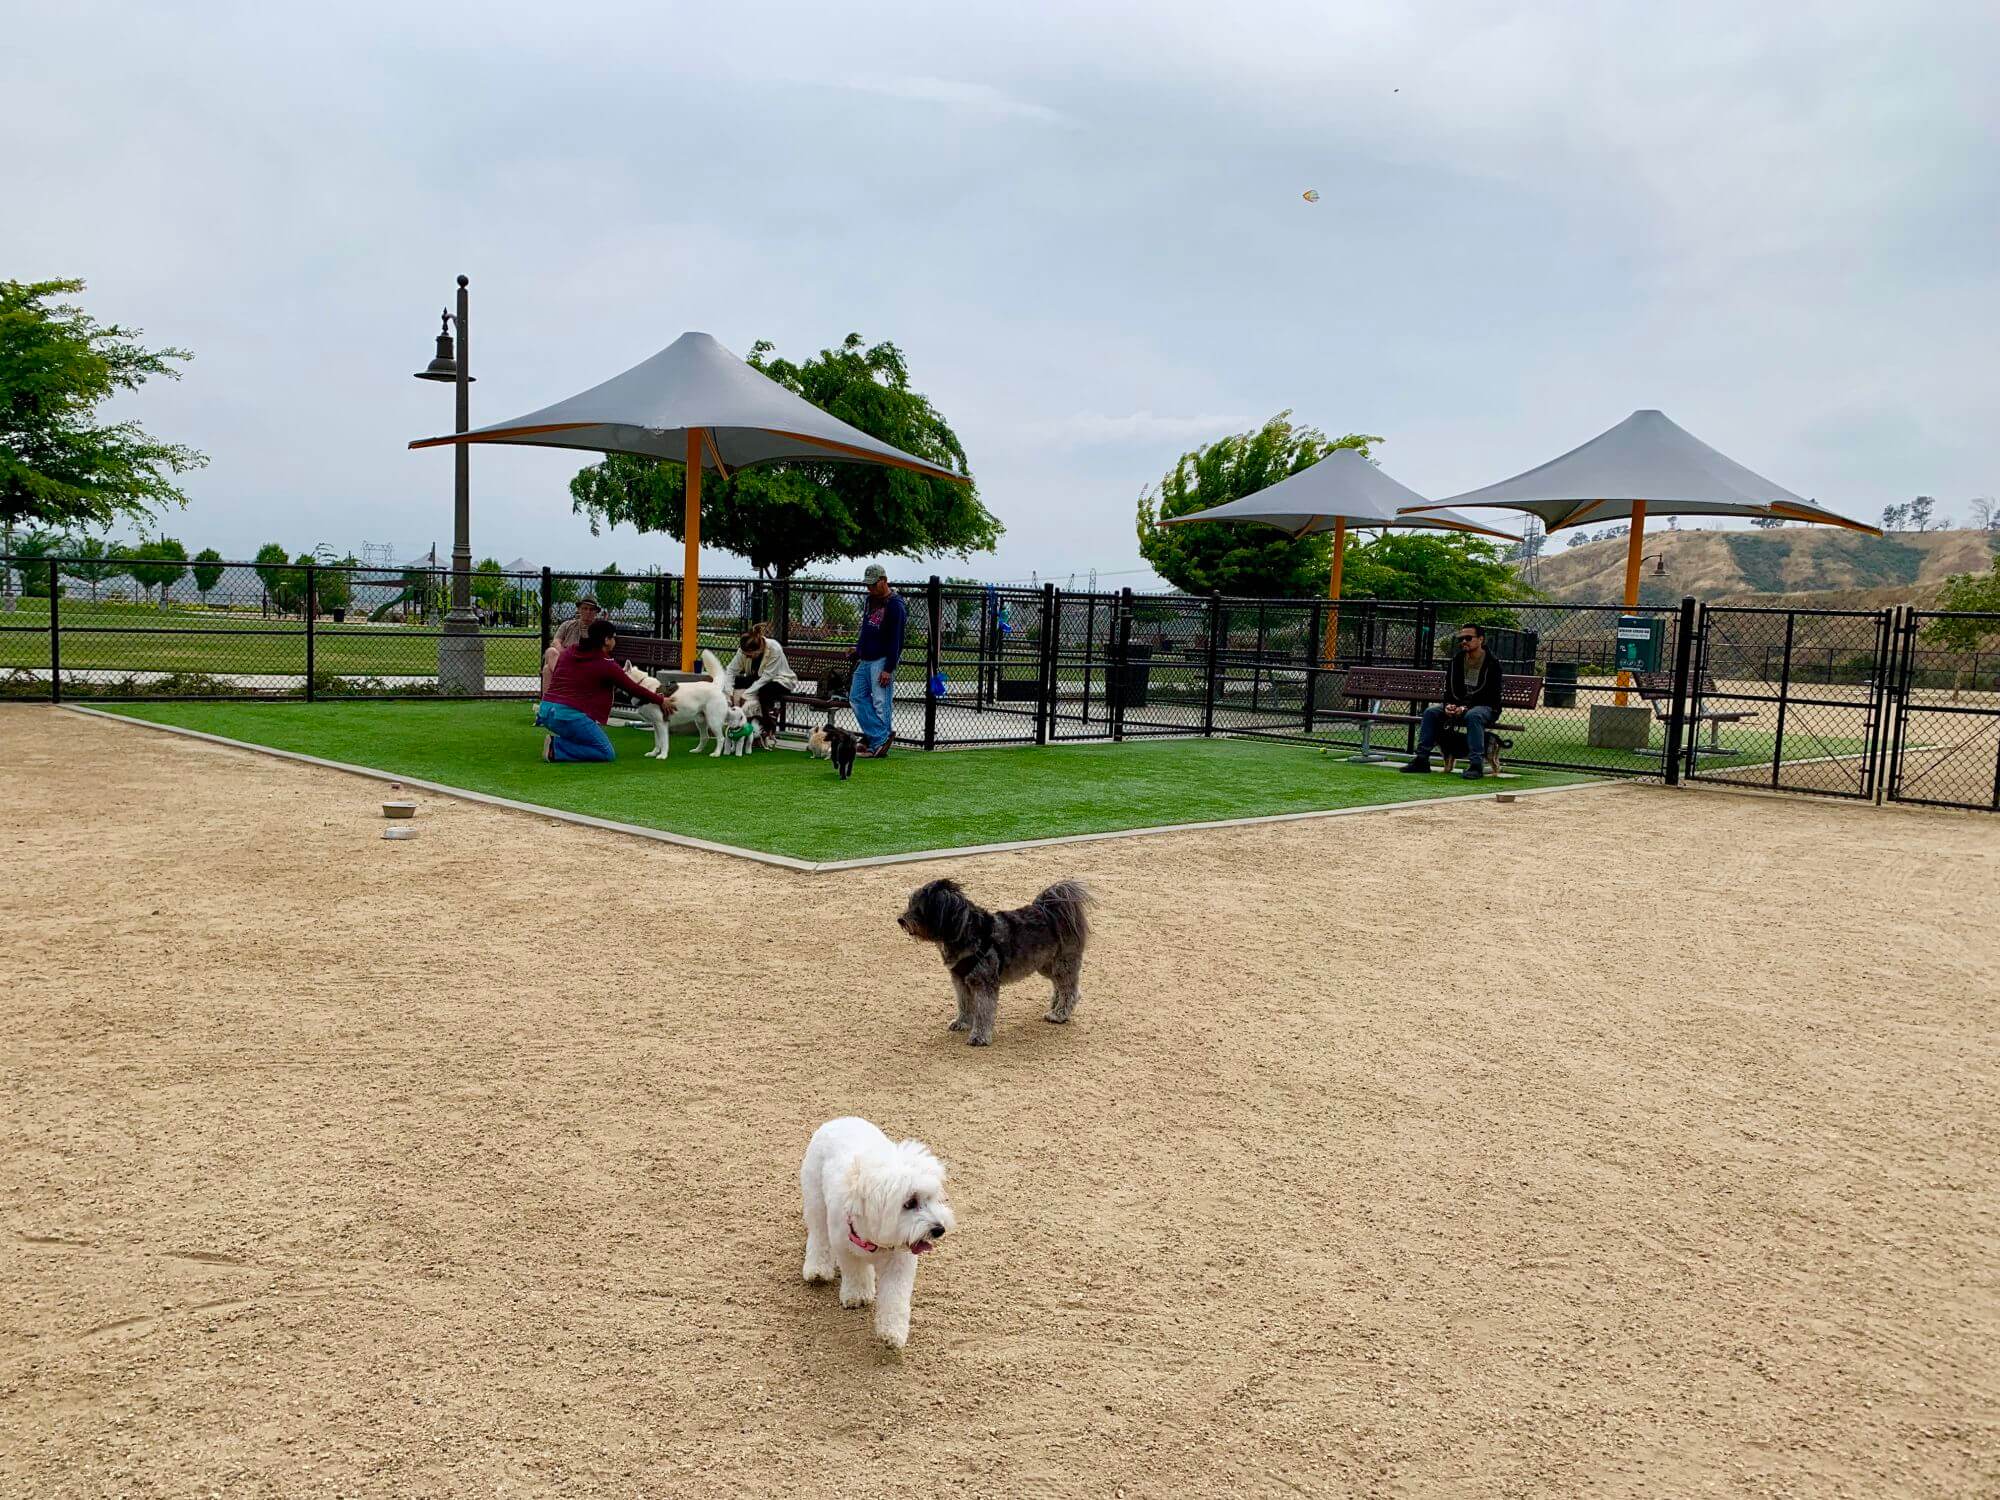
[
  {"left": 1328, "top": 665, "right": 1544, "bottom": 775},
  {"left": 768, "top": 644, "right": 855, "bottom": 737},
  {"left": 1632, "top": 669, "right": 1755, "bottom": 755}
]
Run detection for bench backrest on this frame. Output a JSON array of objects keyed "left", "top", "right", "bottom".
[
  {"left": 613, "top": 634, "right": 679, "bottom": 674},
  {"left": 1633, "top": 669, "right": 1720, "bottom": 702},
  {"left": 1341, "top": 665, "right": 1542, "bottom": 711},
  {"left": 784, "top": 645, "right": 852, "bottom": 692}
]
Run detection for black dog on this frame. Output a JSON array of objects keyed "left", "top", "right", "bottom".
[
  {"left": 811, "top": 721, "right": 859, "bottom": 780},
  {"left": 897, "top": 878, "right": 1095, "bottom": 1046}
]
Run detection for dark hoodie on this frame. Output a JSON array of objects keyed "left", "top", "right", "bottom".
[{"left": 1446, "top": 648, "right": 1504, "bottom": 711}]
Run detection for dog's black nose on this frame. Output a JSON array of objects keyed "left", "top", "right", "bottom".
[{"left": 928, "top": 1224, "right": 945, "bottom": 1240}]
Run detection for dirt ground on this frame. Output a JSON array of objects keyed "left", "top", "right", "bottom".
[{"left": 4, "top": 706, "right": 1996, "bottom": 1499}]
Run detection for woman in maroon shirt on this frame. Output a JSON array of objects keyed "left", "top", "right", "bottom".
[{"left": 536, "top": 619, "right": 671, "bottom": 762}]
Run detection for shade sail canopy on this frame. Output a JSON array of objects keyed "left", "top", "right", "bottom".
[
  {"left": 1157, "top": 448, "right": 1517, "bottom": 540},
  {"left": 1400, "top": 409, "right": 1877, "bottom": 534},
  {"left": 409, "top": 330, "right": 967, "bottom": 484}
]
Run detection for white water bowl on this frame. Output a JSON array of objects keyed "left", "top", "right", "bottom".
[{"left": 382, "top": 825, "right": 418, "bottom": 841}]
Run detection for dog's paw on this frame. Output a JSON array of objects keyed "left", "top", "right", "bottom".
[
  {"left": 1042, "top": 1009, "right": 1071, "bottom": 1024},
  {"left": 967, "top": 1032, "right": 992, "bottom": 1047},
  {"left": 876, "top": 1325, "right": 909, "bottom": 1350},
  {"left": 946, "top": 1018, "right": 969, "bottom": 1032}
]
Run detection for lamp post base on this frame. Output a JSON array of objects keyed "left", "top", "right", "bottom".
[{"left": 438, "top": 611, "right": 487, "bottom": 696}]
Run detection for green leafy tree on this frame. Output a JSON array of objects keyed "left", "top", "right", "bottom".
[
  {"left": 9, "top": 528, "right": 70, "bottom": 597},
  {"left": 314, "top": 556, "right": 357, "bottom": 615},
  {"left": 1749, "top": 514, "right": 1786, "bottom": 529},
  {"left": 1923, "top": 554, "right": 2000, "bottom": 694},
  {"left": 255, "top": 543, "right": 307, "bottom": 614},
  {"left": 1336, "top": 532, "right": 1529, "bottom": 605},
  {"left": 0, "top": 279, "right": 206, "bottom": 610},
  {"left": 592, "top": 563, "right": 630, "bottom": 613},
  {"left": 568, "top": 333, "right": 999, "bottom": 578},
  {"left": 127, "top": 537, "right": 188, "bottom": 609},
  {"left": 69, "top": 535, "right": 124, "bottom": 602},
  {"left": 1135, "top": 416, "right": 1380, "bottom": 596},
  {"left": 470, "top": 557, "right": 505, "bottom": 612},
  {"left": 191, "top": 546, "right": 226, "bottom": 603}
]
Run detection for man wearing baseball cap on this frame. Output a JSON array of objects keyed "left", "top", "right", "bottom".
[
  {"left": 848, "top": 564, "right": 905, "bottom": 757},
  {"left": 542, "top": 594, "right": 601, "bottom": 699}
]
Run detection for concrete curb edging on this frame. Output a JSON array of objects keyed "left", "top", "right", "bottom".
[{"left": 65, "top": 705, "right": 1622, "bottom": 874}]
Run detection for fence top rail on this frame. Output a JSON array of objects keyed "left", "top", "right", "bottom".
[{"left": 1702, "top": 603, "right": 1897, "bottom": 620}]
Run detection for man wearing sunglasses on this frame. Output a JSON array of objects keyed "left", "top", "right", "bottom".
[{"left": 1401, "top": 622, "right": 1503, "bottom": 780}]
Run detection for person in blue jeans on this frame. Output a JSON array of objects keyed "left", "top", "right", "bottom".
[
  {"left": 1402, "top": 622, "right": 1504, "bottom": 780},
  {"left": 536, "top": 618, "right": 672, "bottom": 763},
  {"left": 848, "top": 563, "right": 906, "bottom": 757}
]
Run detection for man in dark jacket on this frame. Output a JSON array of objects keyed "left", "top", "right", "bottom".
[
  {"left": 1402, "top": 622, "right": 1504, "bottom": 780},
  {"left": 849, "top": 563, "right": 906, "bottom": 757}
]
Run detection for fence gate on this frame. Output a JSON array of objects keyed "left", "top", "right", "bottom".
[
  {"left": 1685, "top": 606, "right": 1894, "bottom": 802},
  {"left": 1884, "top": 609, "right": 2000, "bottom": 812}
]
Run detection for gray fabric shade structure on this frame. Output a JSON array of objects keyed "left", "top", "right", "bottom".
[
  {"left": 410, "top": 330, "right": 966, "bottom": 481},
  {"left": 410, "top": 331, "right": 970, "bottom": 668},
  {"left": 1157, "top": 447, "right": 1517, "bottom": 540},
  {"left": 1399, "top": 408, "right": 1878, "bottom": 536},
  {"left": 1155, "top": 447, "right": 1516, "bottom": 664}
]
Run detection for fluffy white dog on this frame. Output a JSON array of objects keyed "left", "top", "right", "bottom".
[
  {"left": 612, "top": 650, "right": 732, "bottom": 758},
  {"left": 799, "top": 1116, "right": 955, "bottom": 1348}
]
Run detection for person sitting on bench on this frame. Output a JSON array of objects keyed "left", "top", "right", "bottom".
[{"left": 1402, "top": 623, "right": 1503, "bottom": 780}]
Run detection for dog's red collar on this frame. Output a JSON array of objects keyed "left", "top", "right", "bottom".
[{"left": 846, "top": 1221, "right": 879, "bottom": 1253}]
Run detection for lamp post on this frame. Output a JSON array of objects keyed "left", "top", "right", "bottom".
[{"left": 413, "top": 274, "right": 483, "bottom": 693}]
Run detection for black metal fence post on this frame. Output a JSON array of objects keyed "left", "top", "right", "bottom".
[
  {"left": 540, "top": 568, "right": 554, "bottom": 656},
  {"left": 48, "top": 564, "right": 61, "bottom": 704},
  {"left": 1662, "top": 594, "right": 1698, "bottom": 785},
  {"left": 774, "top": 576, "right": 791, "bottom": 645},
  {"left": 1304, "top": 596, "right": 1323, "bottom": 734},
  {"left": 1203, "top": 592, "right": 1222, "bottom": 737},
  {"left": 653, "top": 572, "right": 669, "bottom": 640},
  {"left": 304, "top": 563, "right": 317, "bottom": 702},
  {"left": 924, "top": 575, "right": 941, "bottom": 752},
  {"left": 1112, "top": 587, "right": 1134, "bottom": 742},
  {"left": 1770, "top": 610, "right": 1797, "bottom": 789},
  {"left": 1035, "top": 583, "right": 1055, "bottom": 746}
]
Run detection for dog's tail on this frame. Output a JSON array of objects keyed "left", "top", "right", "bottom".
[
  {"left": 1033, "top": 879, "right": 1095, "bottom": 949},
  {"left": 701, "top": 648, "right": 729, "bottom": 686}
]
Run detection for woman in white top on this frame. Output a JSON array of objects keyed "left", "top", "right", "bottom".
[{"left": 724, "top": 621, "right": 798, "bottom": 748}]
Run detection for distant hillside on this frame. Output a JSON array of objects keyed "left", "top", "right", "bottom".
[{"left": 1523, "top": 527, "right": 1997, "bottom": 607}]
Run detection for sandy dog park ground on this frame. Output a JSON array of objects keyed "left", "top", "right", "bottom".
[{"left": 3, "top": 707, "right": 1995, "bottom": 1498}]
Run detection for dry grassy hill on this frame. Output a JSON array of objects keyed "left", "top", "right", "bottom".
[{"left": 1524, "top": 527, "right": 1997, "bottom": 607}]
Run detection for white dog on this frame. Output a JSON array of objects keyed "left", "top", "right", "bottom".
[
  {"left": 612, "top": 651, "right": 732, "bottom": 758},
  {"left": 799, "top": 1116, "right": 955, "bottom": 1348}
]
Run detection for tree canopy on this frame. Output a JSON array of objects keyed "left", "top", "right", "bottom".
[
  {"left": 0, "top": 279, "right": 206, "bottom": 550},
  {"left": 1134, "top": 416, "right": 1380, "bottom": 597},
  {"left": 568, "top": 333, "right": 1000, "bottom": 578},
  {"left": 1336, "top": 532, "right": 1528, "bottom": 604}
]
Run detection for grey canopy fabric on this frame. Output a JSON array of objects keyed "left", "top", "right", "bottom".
[
  {"left": 409, "top": 330, "right": 965, "bottom": 483},
  {"left": 1158, "top": 447, "right": 1516, "bottom": 539},
  {"left": 1401, "top": 409, "right": 1877, "bottom": 534}
]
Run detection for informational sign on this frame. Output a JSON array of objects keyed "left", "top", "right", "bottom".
[{"left": 1615, "top": 616, "right": 1664, "bottom": 673}]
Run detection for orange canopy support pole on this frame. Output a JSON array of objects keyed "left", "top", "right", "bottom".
[
  {"left": 681, "top": 427, "right": 703, "bottom": 672},
  {"left": 1319, "top": 517, "right": 1346, "bottom": 665},
  {"left": 1616, "top": 499, "right": 1647, "bottom": 705}
]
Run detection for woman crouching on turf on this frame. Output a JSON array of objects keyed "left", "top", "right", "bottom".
[
  {"left": 724, "top": 620, "right": 797, "bottom": 749},
  {"left": 536, "top": 618, "right": 671, "bottom": 763}
]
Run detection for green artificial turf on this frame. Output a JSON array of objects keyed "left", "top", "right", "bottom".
[{"left": 98, "top": 701, "right": 1593, "bottom": 862}]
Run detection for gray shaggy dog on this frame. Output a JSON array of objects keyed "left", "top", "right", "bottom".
[{"left": 896, "top": 878, "right": 1095, "bottom": 1046}]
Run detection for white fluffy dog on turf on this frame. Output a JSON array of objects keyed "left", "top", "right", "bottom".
[
  {"left": 613, "top": 650, "right": 732, "bottom": 758},
  {"left": 800, "top": 1116, "right": 955, "bottom": 1348}
]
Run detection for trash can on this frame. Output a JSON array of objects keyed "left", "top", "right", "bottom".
[
  {"left": 1545, "top": 661, "right": 1578, "bottom": 708},
  {"left": 1108, "top": 643, "right": 1154, "bottom": 710}
]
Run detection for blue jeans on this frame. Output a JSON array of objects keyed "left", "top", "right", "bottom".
[
  {"left": 850, "top": 658, "right": 894, "bottom": 749},
  {"left": 1417, "top": 704, "right": 1495, "bottom": 761},
  {"left": 536, "top": 702, "right": 615, "bottom": 762}
]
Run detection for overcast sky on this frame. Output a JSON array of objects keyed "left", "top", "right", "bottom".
[{"left": 6, "top": 1, "right": 1994, "bottom": 583}]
